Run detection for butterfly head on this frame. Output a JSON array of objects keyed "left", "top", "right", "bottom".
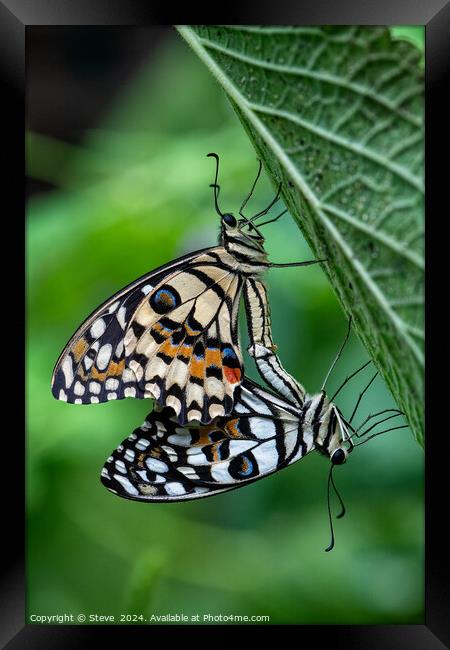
[
  {"left": 208, "top": 153, "right": 269, "bottom": 266},
  {"left": 307, "top": 392, "right": 352, "bottom": 465},
  {"left": 219, "top": 211, "right": 266, "bottom": 248}
]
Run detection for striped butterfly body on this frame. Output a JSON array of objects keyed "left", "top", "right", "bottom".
[{"left": 51, "top": 155, "right": 317, "bottom": 425}]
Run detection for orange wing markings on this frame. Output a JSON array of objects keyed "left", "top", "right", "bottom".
[
  {"left": 72, "top": 338, "right": 89, "bottom": 363},
  {"left": 90, "top": 359, "right": 126, "bottom": 382},
  {"left": 224, "top": 366, "right": 241, "bottom": 384}
]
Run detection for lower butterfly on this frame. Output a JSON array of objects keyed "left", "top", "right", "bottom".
[{"left": 100, "top": 377, "right": 344, "bottom": 502}]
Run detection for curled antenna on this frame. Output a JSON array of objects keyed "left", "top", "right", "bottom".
[
  {"left": 322, "top": 316, "right": 353, "bottom": 393},
  {"left": 324, "top": 464, "right": 346, "bottom": 552},
  {"left": 331, "top": 466, "right": 346, "bottom": 519},
  {"left": 207, "top": 153, "right": 224, "bottom": 217}
]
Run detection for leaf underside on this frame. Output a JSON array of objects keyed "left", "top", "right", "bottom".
[{"left": 178, "top": 26, "right": 424, "bottom": 447}]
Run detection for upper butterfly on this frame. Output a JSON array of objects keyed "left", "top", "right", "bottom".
[{"left": 51, "top": 154, "right": 318, "bottom": 424}]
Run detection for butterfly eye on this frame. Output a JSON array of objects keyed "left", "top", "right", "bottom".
[
  {"left": 331, "top": 448, "right": 347, "bottom": 465},
  {"left": 222, "top": 213, "right": 237, "bottom": 227}
]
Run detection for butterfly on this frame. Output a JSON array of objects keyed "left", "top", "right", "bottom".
[
  {"left": 100, "top": 376, "right": 348, "bottom": 503},
  {"left": 101, "top": 300, "right": 406, "bottom": 549},
  {"left": 51, "top": 154, "right": 319, "bottom": 425}
]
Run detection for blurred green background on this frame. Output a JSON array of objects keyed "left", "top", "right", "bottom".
[{"left": 26, "top": 26, "right": 424, "bottom": 624}]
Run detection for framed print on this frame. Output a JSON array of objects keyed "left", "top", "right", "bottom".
[{"left": 2, "top": 1, "right": 448, "bottom": 646}]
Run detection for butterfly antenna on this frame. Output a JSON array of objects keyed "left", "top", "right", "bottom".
[
  {"left": 330, "top": 465, "right": 346, "bottom": 519},
  {"left": 325, "top": 462, "right": 346, "bottom": 552},
  {"left": 325, "top": 465, "right": 336, "bottom": 552},
  {"left": 207, "top": 152, "right": 224, "bottom": 217},
  {"left": 348, "top": 371, "right": 378, "bottom": 425},
  {"left": 322, "top": 316, "right": 352, "bottom": 393},
  {"left": 240, "top": 159, "right": 262, "bottom": 216}
]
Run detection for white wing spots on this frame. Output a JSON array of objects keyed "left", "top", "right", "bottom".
[
  {"left": 59, "top": 389, "right": 68, "bottom": 402},
  {"left": 135, "top": 438, "right": 150, "bottom": 450},
  {"left": 90, "top": 318, "right": 106, "bottom": 339},
  {"left": 84, "top": 356, "right": 94, "bottom": 370},
  {"left": 156, "top": 421, "right": 167, "bottom": 434},
  {"left": 90, "top": 396, "right": 99, "bottom": 404},
  {"left": 145, "top": 382, "right": 160, "bottom": 398},
  {"left": 168, "top": 433, "right": 192, "bottom": 446},
  {"left": 113, "top": 474, "right": 139, "bottom": 496},
  {"left": 61, "top": 357, "right": 74, "bottom": 388},
  {"left": 124, "top": 386, "right": 137, "bottom": 398},
  {"left": 129, "top": 360, "right": 144, "bottom": 381},
  {"left": 145, "top": 458, "right": 169, "bottom": 473},
  {"left": 108, "top": 300, "right": 120, "bottom": 313},
  {"left": 115, "top": 340, "right": 124, "bottom": 358},
  {"left": 89, "top": 381, "right": 101, "bottom": 395},
  {"left": 124, "top": 328, "right": 138, "bottom": 353},
  {"left": 124, "top": 449, "right": 135, "bottom": 462},
  {"left": 74, "top": 381, "right": 85, "bottom": 396},
  {"left": 177, "top": 466, "right": 200, "bottom": 480},
  {"left": 185, "top": 449, "right": 209, "bottom": 466},
  {"left": 164, "top": 482, "right": 186, "bottom": 496},
  {"left": 97, "top": 344, "right": 112, "bottom": 370},
  {"left": 105, "top": 378, "right": 119, "bottom": 390},
  {"left": 115, "top": 460, "right": 126, "bottom": 473},
  {"left": 209, "top": 404, "right": 225, "bottom": 419},
  {"left": 122, "top": 368, "right": 136, "bottom": 384},
  {"left": 107, "top": 392, "right": 117, "bottom": 400},
  {"left": 141, "top": 284, "right": 153, "bottom": 295},
  {"left": 117, "top": 306, "right": 127, "bottom": 329},
  {"left": 101, "top": 468, "right": 110, "bottom": 478},
  {"left": 74, "top": 398, "right": 82, "bottom": 404},
  {"left": 166, "top": 395, "right": 181, "bottom": 417}
]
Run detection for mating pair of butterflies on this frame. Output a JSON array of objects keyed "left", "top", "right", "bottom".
[{"left": 51, "top": 155, "right": 404, "bottom": 538}]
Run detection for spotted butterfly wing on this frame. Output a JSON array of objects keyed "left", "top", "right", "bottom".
[
  {"left": 51, "top": 247, "right": 244, "bottom": 424},
  {"left": 101, "top": 379, "right": 315, "bottom": 501}
]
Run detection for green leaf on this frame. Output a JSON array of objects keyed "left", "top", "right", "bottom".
[{"left": 178, "top": 26, "right": 424, "bottom": 447}]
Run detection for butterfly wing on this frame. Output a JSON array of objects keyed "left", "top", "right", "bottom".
[
  {"left": 101, "top": 379, "right": 313, "bottom": 502},
  {"left": 51, "top": 247, "right": 244, "bottom": 424}
]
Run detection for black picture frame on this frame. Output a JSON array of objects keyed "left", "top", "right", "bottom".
[{"left": 3, "top": 1, "right": 448, "bottom": 646}]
